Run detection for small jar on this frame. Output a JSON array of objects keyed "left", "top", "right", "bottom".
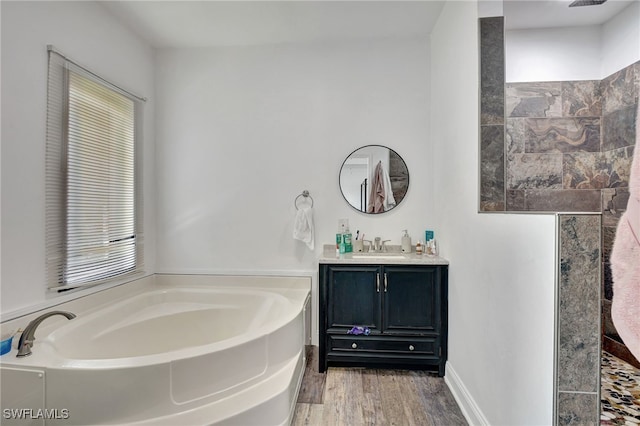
[{"left": 415, "top": 241, "right": 423, "bottom": 255}]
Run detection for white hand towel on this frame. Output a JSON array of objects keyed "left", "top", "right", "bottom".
[{"left": 293, "top": 206, "right": 314, "bottom": 250}]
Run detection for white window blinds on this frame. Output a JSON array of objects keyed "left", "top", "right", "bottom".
[{"left": 46, "top": 48, "right": 144, "bottom": 290}]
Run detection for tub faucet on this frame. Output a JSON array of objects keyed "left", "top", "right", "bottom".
[{"left": 17, "top": 311, "right": 76, "bottom": 357}]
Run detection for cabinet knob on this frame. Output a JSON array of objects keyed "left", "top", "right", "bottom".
[
  {"left": 351, "top": 343, "right": 358, "bottom": 349},
  {"left": 409, "top": 345, "right": 415, "bottom": 351}
]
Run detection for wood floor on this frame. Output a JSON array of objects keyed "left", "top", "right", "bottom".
[{"left": 292, "top": 346, "right": 468, "bottom": 426}]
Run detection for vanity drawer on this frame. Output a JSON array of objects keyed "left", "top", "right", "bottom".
[{"left": 328, "top": 335, "right": 438, "bottom": 355}]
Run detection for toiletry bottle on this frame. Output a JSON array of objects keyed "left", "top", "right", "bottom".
[
  {"left": 344, "top": 227, "right": 353, "bottom": 253},
  {"left": 427, "top": 239, "right": 437, "bottom": 257},
  {"left": 401, "top": 230, "right": 411, "bottom": 253},
  {"left": 425, "top": 230, "right": 434, "bottom": 242},
  {"left": 416, "top": 240, "right": 423, "bottom": 255},
  {"left": 339, "top": 224, "right": 347, "bottom": 254}
]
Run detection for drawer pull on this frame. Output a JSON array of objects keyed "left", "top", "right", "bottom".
[
  {"left": 352, "top": 343, "right": 358, "bottom": 349},
  {"left": 376, "top": 273, "right": 380, "bottom": 293},
  {"left": 409, "top": 345, "right": 415, "bottom": 351},
  {"left": 384, "top": 273, "right": 388, "bottom": 292}
]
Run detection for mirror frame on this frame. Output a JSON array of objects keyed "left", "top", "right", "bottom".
[{"left": 338, "top": 144, "right": 409, "bottom": 214}]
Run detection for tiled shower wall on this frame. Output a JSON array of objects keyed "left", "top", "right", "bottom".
[
  {"left": 478, "top": 16, "right": 638, "bottom": 425},
  {"left": 479, "top": 14, "right": 638, "bottom": 358},
  {"left": 557, "top": 214, "right": 602, "bottom": 425},
  {"left": 479, "top": 15, "right": 638, "bottom": 216},
  {"left": 504, "top": 64, "right": 638, "bottom": 213},
  {"left": 505, "top": 64, "right": 639, "bottom": 369},
  {"left": 506, "top": 80, "right": 606, "bottom": 212},
  {"left": 479, "top": 17, "right": 505, "bottom": 212}
]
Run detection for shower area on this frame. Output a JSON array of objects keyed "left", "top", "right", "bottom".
[
  {"left": 479, "top": 1, "right": 639, "bottom": 423},
  {"left": 500, "top": 63, "right": 639, "bottom": 377}
]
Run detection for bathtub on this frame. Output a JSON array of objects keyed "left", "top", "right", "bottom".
[{"left": 0, "top": 275, "right": 311, "bottom": 425}]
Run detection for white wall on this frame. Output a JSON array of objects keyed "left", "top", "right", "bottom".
[
  {"left": 506, "top": 1, "right": 640, "bottom": 83},
  {"left": 0, "top": 1, "right": 156, "bottom": 316},
  {"left": 432, "top": 2, "right": 556, "bottom": 425},
  {"left": 601, "top": 0, "right": 640, "bottom": 78},
  {"left": 155, "top": 38, "right": 432, "bottom": 274},
  {"left": 155, "top": 39, "right": 431, "bottom": 345},
  {"left": 506, "top": 26, "right": 601, "bottom": 82}
]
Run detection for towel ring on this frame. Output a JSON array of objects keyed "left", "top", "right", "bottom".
[{"left": 295, "top": 190, "right": 314, "bottom": 210}]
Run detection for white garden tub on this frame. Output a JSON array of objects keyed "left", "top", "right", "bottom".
[{"left": 0, "top": 275, "right": 310, "bottom": 426}]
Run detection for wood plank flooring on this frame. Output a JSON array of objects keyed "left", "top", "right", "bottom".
[{"left": 292, "top": 346, "right": 468, "bottom": 426}]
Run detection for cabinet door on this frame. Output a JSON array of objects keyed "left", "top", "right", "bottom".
[
  {"left": 382, "top": 266, "right": 440, "bottom": 334},
  {"left": 326, "top": 265, "right": 381, "bottom": 332}
]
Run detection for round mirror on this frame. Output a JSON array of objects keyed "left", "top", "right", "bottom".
[{"left": 339, "top": 145, "right": 409, "bottom": 214}]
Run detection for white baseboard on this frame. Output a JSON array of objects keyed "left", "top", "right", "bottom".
[{"left": 445, "top": 362, "right": 490, "bottom": 426}]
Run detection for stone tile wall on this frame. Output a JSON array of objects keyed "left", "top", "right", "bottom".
[
  {"left": 479, "top": 17, "right": 505, "bottom": 211},
  {"left": 504, "top": 63, "right": 638, "bottom": 213},
  {"left": 478, "top": 28, "right": 638, "bottom": 216},
  {"left": 557, "top": 214, "right": 602, "bottom": 425}
]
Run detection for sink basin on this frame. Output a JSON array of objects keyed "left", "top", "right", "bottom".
[{"left": 352, "top": 254, "right": 407, "bottom": 259}]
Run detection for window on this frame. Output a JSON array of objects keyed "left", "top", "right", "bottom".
[{"left": 46, "top": 47, "right": 144, "bottom": 290}]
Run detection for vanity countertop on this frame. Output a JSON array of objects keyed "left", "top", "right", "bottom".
[{"left": 320, "top": 245, "right": 449, "bottom": 265}]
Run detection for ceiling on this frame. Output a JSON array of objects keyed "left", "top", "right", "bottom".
[
  {"left": 100, "top": 0, "right": 637, "bottom": 49},
  {"left": 101, "top": 1, "right": 446, "bottom": 48},
  {"left": 504, "top": 0, "right": 636, "bottom": 30}
]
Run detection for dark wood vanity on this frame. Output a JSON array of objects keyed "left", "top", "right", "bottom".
[{"left": 319, "top": 256, "right": 448, "bottom": 376}]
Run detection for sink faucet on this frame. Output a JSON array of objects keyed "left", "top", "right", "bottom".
[
  {"left": 371, "top": 237, "right": 391, "bottom": 252},
  {"left": 17, "top": 311, "right": 76, "bottom": 357}
]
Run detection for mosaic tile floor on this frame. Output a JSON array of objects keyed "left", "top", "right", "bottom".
[{"left": 601, "top": 351, "right": 640, "bottom": 425}]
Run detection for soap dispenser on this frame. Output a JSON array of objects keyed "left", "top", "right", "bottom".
[{"left": 401, "top": 230, "right": 412, "bottom": 253}]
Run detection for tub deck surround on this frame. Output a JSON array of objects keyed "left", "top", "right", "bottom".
[
  {"left": 30, "top": 288, "right": 298, "bottom": 366},
  {"left": 0, "top": 275, "right": 311, "bottom": 426}
]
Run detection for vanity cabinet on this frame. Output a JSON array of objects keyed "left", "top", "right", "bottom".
[{"left": 319, "top": 263, "right": 448, "bottom": 376}]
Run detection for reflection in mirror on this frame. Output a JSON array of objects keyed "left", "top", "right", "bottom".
[{"left": 339, "top": 145, "right": 409, "bottom": 214}]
